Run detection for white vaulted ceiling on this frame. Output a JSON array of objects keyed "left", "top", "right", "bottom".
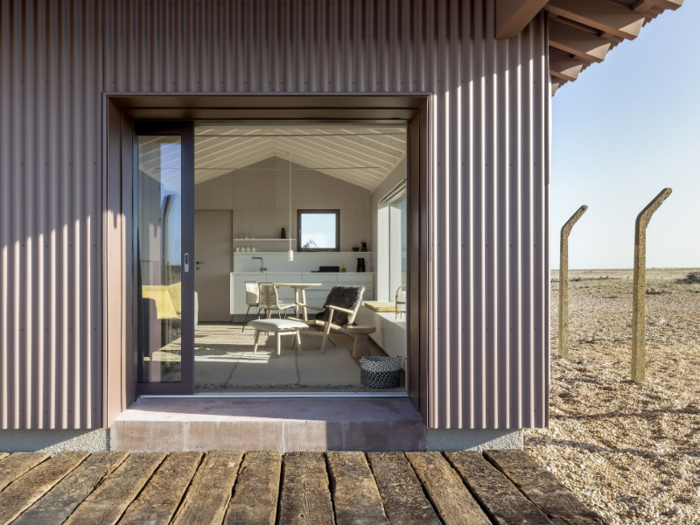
[{"left": 194, "top": 124, "right": 407, "bottom": 191}]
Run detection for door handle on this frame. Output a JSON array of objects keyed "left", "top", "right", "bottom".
[
  {"left": 184, "top": 253, "right": 190, "bottom": 273},
  {"left": 196, "top": 261, "right": 205, "bottom": 264}
]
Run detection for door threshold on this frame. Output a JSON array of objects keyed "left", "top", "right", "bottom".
[
  {"left": 140, "top": 391, "right": 409, "bottom": 399},
  {"left": 113, "top": 396, "right": 425, "bottom": 451}
]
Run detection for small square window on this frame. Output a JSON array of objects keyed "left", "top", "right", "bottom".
[{"left": 297, "top": 210, "right": 340, "bottom": 251}]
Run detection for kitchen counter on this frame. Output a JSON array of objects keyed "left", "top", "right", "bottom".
[{"left": 230, "top": 271, "right": 375, "bottom": 315}]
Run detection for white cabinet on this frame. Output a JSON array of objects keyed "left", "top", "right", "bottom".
[
  {"left": 338, "top": 273, "right": 372, "bottom": 284},
  {"left": 355, "top": 306, "right": 407, "bottom": 369},
  {"left": 269, "top": 273, "right": 303, "bottom": 302},
  {"left": 231, "top": 272, "right": 375, "bottom": 315},
  {"left": 301, "top": 273, "right": 336, "bottom": 309},
  {"left": 302, "top": 273, "right": 338, "bottom": 291},
  {"left": 339, "top": 273, "right": 374, "bottom": 300}
]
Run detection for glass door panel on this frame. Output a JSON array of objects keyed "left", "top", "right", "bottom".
[{"left": 135, "top": 122, "right": 194, "bottom": 394}]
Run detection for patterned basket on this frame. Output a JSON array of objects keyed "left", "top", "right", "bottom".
[{"left": 360, "top": 356, "right": 402, "bottom": 389}]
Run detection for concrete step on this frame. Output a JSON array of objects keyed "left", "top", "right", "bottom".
[{"left": 110, "top": 397, "right": 426, "bottom": 452}]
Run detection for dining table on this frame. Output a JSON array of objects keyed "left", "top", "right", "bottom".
[{"left": 272, "top": 282, "right": 322, "bottom": 321}]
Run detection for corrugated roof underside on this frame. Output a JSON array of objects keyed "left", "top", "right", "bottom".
[{"left": 0, "top": 0, "right": 549, "bottom": 430}]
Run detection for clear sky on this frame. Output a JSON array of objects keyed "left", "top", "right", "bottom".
[{"left": 550, "top": 2, "right": 700, "bottom": 270}]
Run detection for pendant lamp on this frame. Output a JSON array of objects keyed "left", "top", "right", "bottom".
[{"left": 288, "top": 158, "right": 294, "bottom": 261}]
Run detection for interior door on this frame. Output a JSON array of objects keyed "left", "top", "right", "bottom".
[
  {"left": 134, "top": 121, "right": 195, "bottom": 395},
  {"left": 195, "top": 210, "right": 233, "bottom": 322}
]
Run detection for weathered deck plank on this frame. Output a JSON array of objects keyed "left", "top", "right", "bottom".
[
  {"left": 171, "top": 451, "right": 243, "bottom": 525},
  {"left": 327, "top": 451, "right": 389, "bottom": 525},
  {"left": 278, "top": 452, "right": 335, "bottom": 525},
  {"left": 63, "top": 453, "right": 166, "bottom": 525},
  {"left": 224, "top": 451, "right": 282, "bottom": 525},
  {"left": 406, "top": 452, "right": 491, "bottom": 525},
  {"left": 446, "top": 451, "right": 552, "bottom": 525},
  {"left": 0, "top": 451, "right": 606, "bottom": 525},
  {"left": 0, "top": 452, "right": 88, "bottom": 525},
  {"left": 119, "top": 452, "right": 202, "bottom": 525},
  {"left": 367, "top": 452, "right": 441, "bottom": 525},
  {"left": 11, "top": 452, "right": 128, "bottom": 525},
  {"left": 485, "top": 451, "right": 605, "bottom": 525},
  {"left": 0, "top": 452, "right": 50, "bottom": 491}
]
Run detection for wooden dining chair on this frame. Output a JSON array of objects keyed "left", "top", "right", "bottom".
[
  {"left": 241, "top": 281, "right": 261, "bottom": 332},
  {"left": 258, "top": 283, "right": 296, "bottom": 319}
]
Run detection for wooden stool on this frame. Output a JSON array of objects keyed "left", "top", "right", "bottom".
[
  {"left": 346, "top": 325, "right": 376, "bottom": 359},
  {"left": 249, "top": 318, "right": 308, "bottom": 357}
]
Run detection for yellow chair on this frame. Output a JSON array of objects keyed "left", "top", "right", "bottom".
[{"left": 142, "top": 282, "right": 199, "bottom": 324}]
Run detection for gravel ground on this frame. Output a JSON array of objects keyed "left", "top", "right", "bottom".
[{"left": 525, "top": 269, "right": 700, "bottom": 525}]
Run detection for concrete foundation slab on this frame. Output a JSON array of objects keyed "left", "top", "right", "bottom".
[
  {"left": 110, "top": 397, "right": 427, "bottom": 452},
  {"left": 0, "top": 407, "right": 524, "bottom": 454},
  {"left": 427, "top": 428, "right": 523, "bottom": 451}
]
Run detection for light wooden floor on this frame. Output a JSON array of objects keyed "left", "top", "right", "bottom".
[
  {"left": 196, "top": 321, "right": 390, "bottom": 362},
  {"left": 193, "top": 322, "right": 406, "bottom": 393},
  {"left": 0, "top": 450, "right": 603, "bottom": 525}
]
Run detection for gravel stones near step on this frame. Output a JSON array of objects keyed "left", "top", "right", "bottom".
[{"left": 526, "top": 269, "right": 700, "bottom": 524}]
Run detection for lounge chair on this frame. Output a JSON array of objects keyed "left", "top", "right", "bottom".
[{"left": 293, "top": 285, "right": 365, "bottom": 352}]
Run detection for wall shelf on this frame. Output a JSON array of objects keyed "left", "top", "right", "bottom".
[
  {"left": 234, "top": 251, "right": 372, "bottom": 255},
  {"left": 233, "top": 238, "right": 296, "bottom": 242}
]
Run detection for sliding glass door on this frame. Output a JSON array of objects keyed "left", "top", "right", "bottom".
[{"left": 134, "top": 122, "right": 195, "bottom": 395}]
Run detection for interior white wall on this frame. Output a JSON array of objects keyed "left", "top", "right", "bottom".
[
  {"left": 375, "top": 204, "right": 390, "bottom": 300},
  {"left": 195, "top": 157, "right": 373, "bottom": 264},
  {"left": 370, "top": 158, "right": 407, "bottom": 301}
]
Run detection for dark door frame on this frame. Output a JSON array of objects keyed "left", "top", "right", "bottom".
[
  {"left": 103, "top": 93, "right": 432, "bottom": 425},
  {"left": 133, "top": 120, "right": 196, "bottom": 395}
]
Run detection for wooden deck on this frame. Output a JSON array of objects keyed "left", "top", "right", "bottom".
[{"left": 0, "top": 450, "right": 604, "bottom": 525}]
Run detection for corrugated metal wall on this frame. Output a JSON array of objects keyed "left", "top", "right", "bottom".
[
  {"left": 0, "top": 0, "right": 550, "bottom": 430},
  {"left": 0, "top": 0, "right": 104, "bottom": 429}
]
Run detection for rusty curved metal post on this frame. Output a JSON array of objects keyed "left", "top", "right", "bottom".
[
  {"left": 559, "top": 205, "right": 588, "bottom": 360},
  {"left": 631, "top": 188, "right": 672, "bottom": 383}
]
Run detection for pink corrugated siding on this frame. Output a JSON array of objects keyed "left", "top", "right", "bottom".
[
  {"left": 0, "top": 0, "right": 550, "bottom": 430},
  {"left": 0, "top": 0, "right": 104, "bottom": 429}
]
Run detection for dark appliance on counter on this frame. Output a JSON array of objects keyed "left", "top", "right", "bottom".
[
  {"left": 356, "top": 258, "right": 366, "bottom": 273},
  {"left": 312, "top": 266, "right": 340, "bottom": 273}
]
